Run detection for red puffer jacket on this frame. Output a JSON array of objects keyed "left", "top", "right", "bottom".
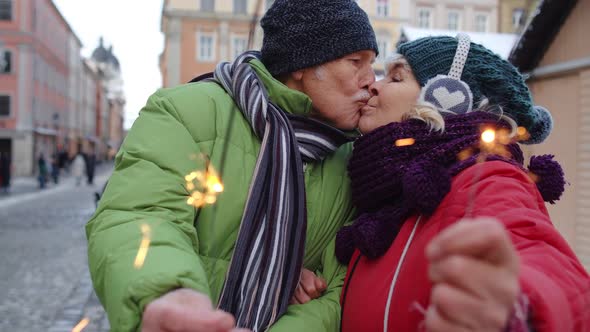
[{"left": 341, "top": 161, "right": 590, "bottom": 332}]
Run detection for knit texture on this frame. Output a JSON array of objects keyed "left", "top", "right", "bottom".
[
  {"left": 335, "top": 112, "right": 566, "bottom": 264},
  {"left": 260, "top": 0, "right": 378, "bottom": 76},
  {"left": 397, "top": 36, "right": 552, "bottom": 144}
]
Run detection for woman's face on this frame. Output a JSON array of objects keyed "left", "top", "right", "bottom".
[{"left": 358, "top": 60, "right": 422, "bottom": 134}]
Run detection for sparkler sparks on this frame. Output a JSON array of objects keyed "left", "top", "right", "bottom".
[
  {"left": 133, "top": 224, "right": 152, "bottom": 269},
  {"left": 185, "top": 160, "right": 224, "bottom": 208},
  {"left": 395, "top": 138, "right": 416, "bottom": 147},
  {"left": 516, "top": 126, "right": 530, "bottom": 141},
  {"left": 71, "top": 318, "right": 90, "bottom": 332},
  {"left": 478, "top": 128, "right": 512, "bottom": 158},
  {"left": 481, "top": 129, "right": 496, "bottom": 144}
]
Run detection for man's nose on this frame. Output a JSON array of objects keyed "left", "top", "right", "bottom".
[{"left": 360, "top": 68, "right": 376, "bottom": 90}]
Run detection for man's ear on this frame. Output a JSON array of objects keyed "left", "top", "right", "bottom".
[
  {"left": 282, "top": 70, "right": 305, "bottom": 91},
  {"left": 291, "top": 69, "right": 304, "bottom": 81}
]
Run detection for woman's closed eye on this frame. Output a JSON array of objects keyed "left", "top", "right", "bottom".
[{"left": 390, "top": 73, "right": 402, "bottom": 82}]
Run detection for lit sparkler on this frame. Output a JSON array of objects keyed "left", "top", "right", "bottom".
[
  {"left": 133, "top": 224, "right": 152, "bottom": 269},
  {"left": 479, "top": 128, "right": 512, "bottom": 158},
  {"left": 481, "top": 129, "right": 495, "bottom": 144},
  {"left": 71, "top": 318, "right": 90, "bottom": 332},
  {"left": 465, "top": 127, "right": 507, "bottom": 217},
  {"left": 185, "top": 158, "right": 224, "bottom": 208}
]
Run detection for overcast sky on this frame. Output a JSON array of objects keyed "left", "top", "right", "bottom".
[{"left": 53, "top": 0, "right": 164, "bottom": 129}]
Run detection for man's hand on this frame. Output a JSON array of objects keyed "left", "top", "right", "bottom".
[
  {"left": 142, "top": 288, "right": 250, "bottom": 332},
  {"left": 290, "top": 268, "right": 327, "bottom": 304},
  {"left": 424, "top": 218, "right": 520, "bottom": 332}
]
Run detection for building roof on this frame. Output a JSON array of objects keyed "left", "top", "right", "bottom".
[
  {"left": 399, "top": 26, "right": 518, "bottom": 59},
  {"left": 509, "top": 0, "right": 578, "bottom": 72},
  {"left": 91, "top": 37, "right": 121, "bottom": 71}
]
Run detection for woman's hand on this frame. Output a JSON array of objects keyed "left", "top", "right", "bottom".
[
  {"left": 425, "top": 218, "right": 521, "bottom": 332},
  {"left": 290, "top": 268, "right": 327, "bottom": 304}
]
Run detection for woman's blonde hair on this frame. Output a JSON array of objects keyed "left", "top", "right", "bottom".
[{"left": 384, "top": 54, "right": 517, "bottom": 136}]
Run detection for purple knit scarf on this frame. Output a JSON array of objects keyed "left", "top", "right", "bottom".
[{"left": 336, "top": 112, "right": 565, "bottom": 264}]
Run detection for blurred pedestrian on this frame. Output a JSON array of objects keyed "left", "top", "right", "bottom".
[
  {"left": 50, "top": 153, "right": 60, "bottom": 184},
  {"left": 86, "top": 152, "right": 96, "bottom": 185},
  {"left": 37, "top": 153, "right": 48, "bottom": 189},
  {"left": 71, "top": 151, "right": 86, "bottom": 186},
  {"left": 0, "top": 151, "right": 10, "bottom": 193},
  {"left": 58, "top": 147, "right": 69, "bottom": 173}
]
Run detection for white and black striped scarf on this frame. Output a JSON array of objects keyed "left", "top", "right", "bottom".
[{"left": 204, "top": 51, "right": 352, "bottom": 331}]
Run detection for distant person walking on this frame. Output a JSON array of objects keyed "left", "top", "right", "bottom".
[
  {"left": 37, "top": 153, "right": 48, "bottom": 189},
  {"left": 0, "top": 151, "right": 10, "bottom": 193},
  {"left": 86, "top": 152, "right": 96, "bottom": 185},
  {"left": 71, "top": 152, "right": 86, "bottom": 186},
  {"left": 50, "top": 153, "right": 60, "bottom": 184},
  {"left": 58, "top": 148, "right": 69, "bottom": 173}
]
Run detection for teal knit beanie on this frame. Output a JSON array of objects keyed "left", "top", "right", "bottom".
[{"left": 397, "top": 35, "right": 552, "bottom": 144}]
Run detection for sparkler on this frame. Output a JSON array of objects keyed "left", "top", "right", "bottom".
[
  {"left": 185, "top": 158, "right": 224, "bottom": 208},
  {"left": 464, "top": 128, "right": 496, "bottom": 218},
  {"left": 463, "top": 125, "right": 530, "bottom": 217},
  {"left": 133, "top": 224, "right": 151, "bottom": 269},
  {"left": 71, "top": 318, "right": 90, "bottom": 332}
]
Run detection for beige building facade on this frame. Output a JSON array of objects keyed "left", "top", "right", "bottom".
[
  {"left": 498, "top": 0, "right": 538, "bottom": 33},
  {"left": 406, "top": 0, "right": 498, "bottom": 32},
  {"left": 510, "top": 0, "right": 590, "bottom": 269},
  {"left": 160, "top": 0, "right": 411, "bottom": 85},
  {"left": 160, "top": 0, "right": 272, "bottom": 87}
]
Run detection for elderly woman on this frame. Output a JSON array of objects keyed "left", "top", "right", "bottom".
[{"left": 334, "top": 35, "right": 590, "bottom": 331}]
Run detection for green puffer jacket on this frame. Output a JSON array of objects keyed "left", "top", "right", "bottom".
[{"left": 86, "top": 59, "right": 356, "bottom": 332}]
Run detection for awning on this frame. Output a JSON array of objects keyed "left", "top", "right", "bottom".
[
  {"left": 85, "top": 135, "right": 101, "bottom": 144},
  {"left": 34, "top": 127, "right": 59, "bottom": 136}
]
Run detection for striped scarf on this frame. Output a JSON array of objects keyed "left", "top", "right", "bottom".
[{"left": 206, "top": 51, "right": 352, "bottom": 331}]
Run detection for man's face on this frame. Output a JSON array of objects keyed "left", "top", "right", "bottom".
[{"left": 298, "top": 50, "right": 376, "bottom": 130}]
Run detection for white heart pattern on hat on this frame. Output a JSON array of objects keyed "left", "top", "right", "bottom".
[
  {"left": 419, "top": 75, "right": 474, "bottom": 114},
  {"left": 433, "top": 87, "right": 466, "bottom": 110}
]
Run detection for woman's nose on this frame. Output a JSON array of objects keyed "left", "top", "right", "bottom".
[{"left": 369, "top": 81, "right": 380, "bottom": 97}]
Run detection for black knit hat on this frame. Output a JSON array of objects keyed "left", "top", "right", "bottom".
[{"left": 260, "top": 0, "right": 378, "bottom": 76}]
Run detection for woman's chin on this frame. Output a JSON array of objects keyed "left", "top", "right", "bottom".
[{"left": 358, "top": 120, "right": 376, "bottom": 135}]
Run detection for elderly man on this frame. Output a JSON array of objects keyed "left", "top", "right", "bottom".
[{"left": 86, "top": 0, "right": 377, "bottom": 331}]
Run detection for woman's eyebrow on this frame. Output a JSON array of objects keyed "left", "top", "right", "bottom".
[{"left": 389, "top": 62, "right": 410, "bottom": 74}]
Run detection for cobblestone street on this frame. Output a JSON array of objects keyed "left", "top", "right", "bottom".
[{"left": 0, "top": 169, "right": 111, "bottom": 332}]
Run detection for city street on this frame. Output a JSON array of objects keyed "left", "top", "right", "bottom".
[{"left": 0, "top": 169, "right": 111, "bottom": 332}]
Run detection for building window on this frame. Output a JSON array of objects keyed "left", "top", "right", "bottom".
[
  {"left": 376, "top": 0, "right": 389, "bottom": 17},
  {"left": 201, "top": 0, "right": 214, "bottom": 13},
  {"left": 231, "top": 36, "right": 248, "bottom": 59},
  {"left": 0, "top": 0, "right": 12, "bottom": 21},
  {"left": 474, "top": 14, "right": 489, "bottom": 32},
  {"left": 377, "top": 38, "right": 390, "bottom": 61},
  {"left": 0, "top": 96, "right": 9, "bottom": 117},
  {"left": 197, "top": 33, "right": 216, "bottom": 61},
  {"left": 417, "top": 7, "right": 432, "bottom": 28},
  {"left": 234, "top": 0, "right": 247, "bottom": 14},
  {"left": 512, "top": 8, "right": 526, "bottom": 29},
  {"left": 0, "top": 50, "right": 10, "bottom": 73},
  {"left": 447, "top": 11, "right": 461, "bottom": 31}
]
